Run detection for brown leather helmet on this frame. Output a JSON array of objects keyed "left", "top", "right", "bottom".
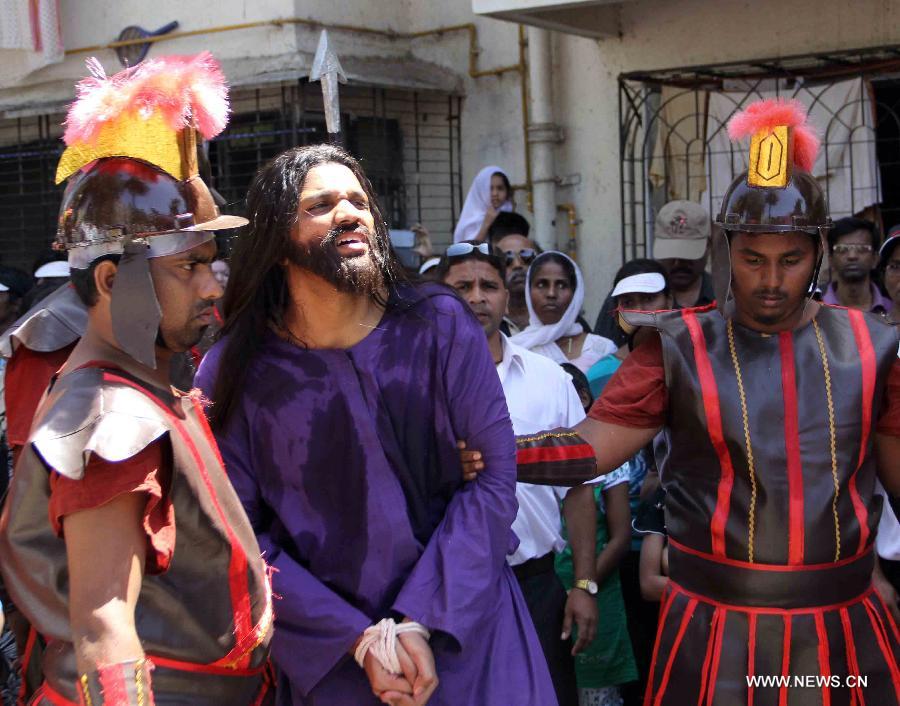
[{"left": 57, "top": 157, "right": 245, "bottom": 253}]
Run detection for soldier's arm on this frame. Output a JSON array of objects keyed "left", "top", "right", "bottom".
[
  {"left": 515, "top": 332, "right": 665, "bottom": 485},
  {"left": 876, "top": 356, "right": 900, "bottom": 502},
  {"left": 65, "top": 492, "right": 154, "bottom": 703},
  {"left": 877, "top": 433, "right": 900, "bottom": 497},
  {"left": 577, "top": 417, "right": 661, "bottom": 475},
  {"left": 514, "top": 418, "right": 660, "bottom": 486}
]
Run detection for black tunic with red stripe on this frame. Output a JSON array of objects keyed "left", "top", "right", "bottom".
[{"left": 618, "top": 304, "right": 900, "bottom": 706}]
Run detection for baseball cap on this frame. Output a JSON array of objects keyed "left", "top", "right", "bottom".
[
  {"left": 879, "top": 224, "right": 900, "bottom": 268},
  {"left": 652, "top": 200, "right": 710, "bottom": 261},
  {"left": 418, "top": 257, "right": 441, "bottom": 275},
  {"left": 34, "top": 261, "right": 70, "bottom": 279},
  {"left": 611, "top": 272, "right": 667, "bottom": 298}
]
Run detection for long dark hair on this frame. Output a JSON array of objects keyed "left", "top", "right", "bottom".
[{"left": 209, "top": 144, "right": 406, "bottom": 430}]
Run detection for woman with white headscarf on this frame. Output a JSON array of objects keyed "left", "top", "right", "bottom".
[
  {"left": 452, "top": 165, "right": 513, "bottom": 243},
  {"left": 510, "top": 251, "right": 616, "bottom": 372}
]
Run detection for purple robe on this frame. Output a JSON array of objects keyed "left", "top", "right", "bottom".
[{"left": 196, "top": 285, "right": 555, "bottom": 705}]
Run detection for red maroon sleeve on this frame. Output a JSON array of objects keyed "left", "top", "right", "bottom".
[
  {"left": 5, "top": 343, "right": 75, "bottom": 455},
  {"left": 48, "top": 441, "right": 175, "bottom": 575},
  {"left": 588, "top": 333, "right": 668, "bottom": 429},
  {"left": 877, "top": 357, "right": 900, "bottom": 437}
]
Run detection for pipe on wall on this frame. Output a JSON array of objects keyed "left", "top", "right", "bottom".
[{"left": 526, "top": 27, "right": 560, "bottom": 251}]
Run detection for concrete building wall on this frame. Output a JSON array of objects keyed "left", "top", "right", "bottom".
[
  {"left": 546, "top": 0, "right": 900, "bottom": 317},
  {"left": 2, "top": 0, "right": 900, "bottom": 316}
]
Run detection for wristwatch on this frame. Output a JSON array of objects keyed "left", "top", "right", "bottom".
[{"left": 573, "top": 579, "right": 598, "bottom": 595}]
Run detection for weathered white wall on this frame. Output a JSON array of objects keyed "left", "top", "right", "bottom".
[
  {"left": 549, "top": 0, "right": 900, "bottom": 319},
  {"left": 5, "top": 0, "right": 900, "bottom": 318}
]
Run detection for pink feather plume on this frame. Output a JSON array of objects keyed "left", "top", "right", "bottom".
[
  {"left": 63, "top": 52, "right": 229, "bottom": 145},
  {"left": 727, "top": 98, "right": 820, "bottom": 172}
]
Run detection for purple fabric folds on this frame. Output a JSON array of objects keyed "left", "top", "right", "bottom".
[{"left": 196, "top": 285, "right": 555, "bottom": 705}]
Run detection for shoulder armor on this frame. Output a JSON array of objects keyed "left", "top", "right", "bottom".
[
  {"left": 0, "top": 284, "right": 86, "bottom": 358},
  {"left": 30, "top": 367, "right": 170, "bottom": 480},
  {"left": 620, "top": 306, "right": 690, "bottom": 330}
]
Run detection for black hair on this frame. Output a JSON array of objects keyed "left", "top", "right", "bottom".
[
  {"left": 435, "top": 240, "right": 507, "bottom": 284},
  {"left": 560, "top": 362, "right": 593, "bottom": 411},
  {"left": 70, "top": 254, "right": 121, "bottom": 307},
  {"left": 492, "top": 171, "right": 512, "bottom": 199},
  {"left": 487, "top": 212, "right": 530, "bottom": 243},
  {"left": 210, "top": 144, "right": 407, "bottom": 431},
  {"left": 612, "top": 258, "right": 671, "bottom": 295},
  {"left": 530, "top": 252, "right": 576, "bottom": 290},
  {"left": 827, "top": 217, "right": 880, "bottom": 252}
]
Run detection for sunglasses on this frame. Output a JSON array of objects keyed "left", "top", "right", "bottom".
[
  {"left": 833, "top": 243, "right": 873, "bottom": 255},
  {"left": 504, "top": 248, "right": 537, "bottom": 266},
  {"left": 446, "top": 242, "right": 491, "bottom": 258}
]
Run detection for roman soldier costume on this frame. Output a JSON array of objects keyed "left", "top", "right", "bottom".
[
  {"left": 634, "top": 100, "right": 900, "bottom": 704},
  {"left": 0, "top": 53, "right": 272, "bottom": 705},
  {"left": 520, "top": 99, "right": 900, "bottom": 703}
]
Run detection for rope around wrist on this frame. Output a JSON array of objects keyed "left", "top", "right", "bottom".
[{"left": 353, "top": 618, "right": 430, "bottom": 675}]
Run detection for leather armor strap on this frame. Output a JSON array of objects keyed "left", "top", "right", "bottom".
[
  {"left": 515, "top": 427, "right": 598, "bottom": 486},
  {"left": 78, "top": 658, "right": 155, "bottom": 706}
]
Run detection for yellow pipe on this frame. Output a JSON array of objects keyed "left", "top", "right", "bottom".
[
  {"left": 66, "top": 17, "right": 533, "bottom": 208},
  {"left": 557, "top": 203, "right": 580, "bottom": 259},
  {"left": 518, "top": 25, "right": 532, "bottom": 211},
  {"left": 66, "top": 18, "right": 520, "bottom": 79}
]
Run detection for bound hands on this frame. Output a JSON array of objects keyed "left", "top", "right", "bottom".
[{"left": 357, "top": 621, "right": 438, "bottom": 706}]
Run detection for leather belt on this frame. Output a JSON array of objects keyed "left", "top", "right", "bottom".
[
  {"left": 512, "top": 551, "right": 556, "bottom": 581},
  {"left": 669, "top": 539, "right": 873, "bottom": 609}
]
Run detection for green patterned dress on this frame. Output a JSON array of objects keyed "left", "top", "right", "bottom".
[{"left": 555, "top": 466, "right": 637, "bottom": 703}]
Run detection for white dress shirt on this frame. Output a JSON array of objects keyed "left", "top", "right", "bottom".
[
  {"left": 876, "top": 481, "right": 900, "bottom": 561},
  {"left": 497, "top": 335, "right": 587, "bottom": 566}
]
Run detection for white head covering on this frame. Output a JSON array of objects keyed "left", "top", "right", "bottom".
[
  {"left": 452, "top": 166, "right": 513, "bottom": 243},
  {"left": 510, "top": 251, "right": 585, "bottom": 350}
]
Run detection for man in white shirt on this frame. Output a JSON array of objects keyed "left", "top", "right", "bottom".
[{"left": 439, "top": 241, "right": 600, "bottom": 706}]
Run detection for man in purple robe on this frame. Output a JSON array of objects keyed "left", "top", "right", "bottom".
[{"left": 196, "top": 144, "right": 556, "bottom": 705}]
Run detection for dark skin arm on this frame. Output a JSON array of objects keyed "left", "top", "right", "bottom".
[
  {"left": 872, "top": 434, "right": 900, "bottom": 623},
  {"left": 65, "top": 493, "right": 147, "bottom": 674},
  {"left": 594, "top": 483, "right": 631, "bottom": 589},
  {"left": 876, "top": 433, "right": 900, "bottom": 496},
  {"left": 576, "top": 418, "right": 661, "bottom": 478},
  {"left": 560, "top": 485, "right": 598, "bottom": 655},
  {"left": 639, "top": 534, "right": 669, "bottom": 602},
  {"left": 873, "top": 554, "right": 900, "bottom": 624}
]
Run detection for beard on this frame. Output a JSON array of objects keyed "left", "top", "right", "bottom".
[{"left": 287, "top": 224, "right": 387, "bottom": 296}]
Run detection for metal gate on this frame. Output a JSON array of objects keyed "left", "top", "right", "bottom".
[
  {"left": 0, "top": 79, "right": 463, "bottom": 272},
  {"left": 618, "top": 45, "right": 900, "bottom": 262}
]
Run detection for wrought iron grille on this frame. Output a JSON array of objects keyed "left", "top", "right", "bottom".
[
  {"left": 0, "top": 79, "right": 463, "bottom": 271},
  {"left": 619, "top": 44, "right": 900, "bottom": 262}
]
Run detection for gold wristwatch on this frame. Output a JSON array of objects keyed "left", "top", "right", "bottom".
[{"left": 573, "top": 579, "right": 598, "bottom": 595}]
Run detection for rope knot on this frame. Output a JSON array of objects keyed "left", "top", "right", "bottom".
[{"left": 353, "top": 618, "right": 431, "bottom": 674}]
